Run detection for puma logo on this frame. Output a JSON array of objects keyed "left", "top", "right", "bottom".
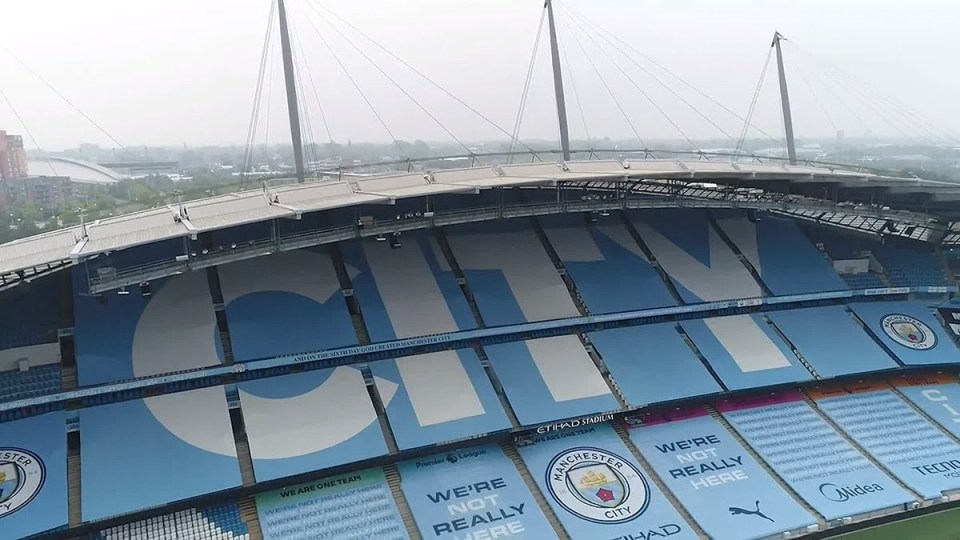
[{"left": 729, "top": 500, "right": 774, "bottom": 523}]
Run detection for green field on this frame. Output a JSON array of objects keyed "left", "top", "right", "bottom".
[{"left": 833, "top": 507, "right": 960, "bottom": 540}]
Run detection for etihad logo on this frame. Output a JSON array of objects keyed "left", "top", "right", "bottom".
[
  {"left": 818, "top": 482, "right": 885, "bottom": 503},
  {"left": 881, "top": 314, "right": 937, "bottom": 350}
]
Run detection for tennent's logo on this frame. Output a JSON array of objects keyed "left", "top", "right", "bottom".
[
  {"left": 881, "top": 314, "right": 937, "bottom": 350},
  {"left": 546, "top": 447, "right": 649, "bottom": 524},
  {"left": 0, "top": 448, "right": 45, "bottom": 519}
]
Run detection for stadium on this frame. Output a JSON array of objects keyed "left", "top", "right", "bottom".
[
  {"left": 4, "top": 2, "right": 960, "bottom": 540},
  {"left": 2, "top": 157, "right": 960, "bottom": 540}
]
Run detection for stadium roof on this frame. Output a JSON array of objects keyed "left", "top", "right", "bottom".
[
  {"left": 2, "top": 158, "right": 960, "bottom": 284},
  {"left": 27, "top": 156, "right": 126, "bottom": 184}
]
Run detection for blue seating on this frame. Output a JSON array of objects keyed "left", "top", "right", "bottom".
[
  {"left": 0, "top": 364, "right": 61, "bottom": 402},
  {"left": 588, "top": 323, "right": 722, "bottom": 406},
  {"left": 815, "top": 387, "right": 960, "bottom": 499},
  {"left": 681, "top": 314, "right": 813, "bottom": 390},
  {"left": 843, "top": 272, "right": 888, "bottom": 290},
  {"left": 716, "top": 213, "right": 849, "bottom": 295},
  {"left": 720, "top": 393, "right": 913, "bottom": 520},
  {"left": 539, "top": 213, "right": 676, "bottom": 313},
  {"left": 0, "top": 276, "right": 63, "bottom": 351},
  {"left": 848, "top": 301, "right": 960, "bottom": 366},
  {"left": 92, "top": 501, "right": 250, "bottom": 540},
  {"left": 767, "top": 306, "right": 899, "bottom": 378},
  {"left": 400, "top": 445, "right": 555, "bottom": 540},
  {"left": 257, "top": 468, "right": 407, "bottom": 540},
  {"left": 628, "top": 407, "right": 816, "bottom": 539},
  {"left": 804, "top": 227, "right": 951, "bottom": 288}
]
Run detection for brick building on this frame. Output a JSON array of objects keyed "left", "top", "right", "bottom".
[{"left": 0, "top": 131, "right": 28, "bottom": 179}]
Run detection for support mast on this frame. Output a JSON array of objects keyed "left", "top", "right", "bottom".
[
  {"left": 277, "top": 0, "right": 306, "bottom": 182},
  {"left": 772, "top": 32, "right": 797, "bottom": 165},
  {"left": 545, "top": 0, "right": 571, "bottom": 161}
]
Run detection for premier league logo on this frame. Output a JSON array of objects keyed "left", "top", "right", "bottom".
[
  {"left": 546, "top": 447, "right": 649, "bottom": 524},
  {"left": 0, "top": 448, "right": 45, "bottom": 519},
  {"left": 881, "top": 314, "right": 937, "bottom": 350}
]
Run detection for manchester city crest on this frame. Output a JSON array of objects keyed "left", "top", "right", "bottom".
[
  {"left": 881, "top": 314, "right": 937, "bottom": 350},
  {"left": 546, "top": 447, "right": 649, "bottom": 524},
  {"left": 0, "top": 448, "right": 45, "bottom": 519}
]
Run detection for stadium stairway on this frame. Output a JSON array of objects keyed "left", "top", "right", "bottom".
[
  {"left": 499, "top": 441, "right": 569, "bottom": 539},
  {"left": 761, "top": 314, "right": 823, "bottom": 380},
  {"left": 800, "top": 391, "right": 924, "bottom": 503},
  {"left": 383, "top": 463, "right": 424, "bottom": 539},
  {"left": 529, "top": 216, "right": 629, "bottom": 409},
  {"left": 611, "top": 423, "right": 709, "bottom": 537},
  {"left": 330, "top": 243, "right": 401, "bottom": 453},
  {"left": 235, "top": 438, "right": 256, "bottom": 487},
  {"left": 432, "top": 227, "right": 531, "bottom": 428},
  {"left": 68, "top": 432, "right": 82, "bottom": 527},
  {"left": 620, "top": 212, "right": 686, "bottom": 305},
  {"left": 706, "top": 211, "right": 774, "bottom": 297},
  {"left": 237, "top": 497, "right": 263, "bottom": 540},
  {"left": 705, "top": 404, "right": 827, "bottom": 528}
]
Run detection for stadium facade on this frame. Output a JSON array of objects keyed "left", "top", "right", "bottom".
[{"left": 4, "top": 1, "right": 960, "bottom": 538}]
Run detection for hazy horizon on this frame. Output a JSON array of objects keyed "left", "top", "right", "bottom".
[{"left": 1, "top": 0, "right": 958, "bottom": 151}]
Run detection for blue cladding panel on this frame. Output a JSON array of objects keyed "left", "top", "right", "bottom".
[
  {"left": 681, "top": 315, "right": 812, "bottom": 391},
  {"left": 816, "top": 390, "right": 960, "bottom": 499},
  {"left": 722, "top": 398, "right": 913, "bottom": 519},
  {"left": 80, "top": 396, "right": 242, "bottom": 521},
  {"left": 849, "top": 301, "right": 960, "bottom": 366},
  {"left": 0, "top": 412, "right": 67, "bottom": 540},
  {"left": 541, "top": 217, "right": 675, "bottom": 314},
  {"left": 629, "top": 412, "right": 816, "bottom": 539},
  {"left": 898, "top": 382, "right": 960, "bottom": 439},
  {"left": 484, "top": 340, "right": 619, "bottom": 426},
  {"left": 588, "top": 324, "right": 722, "bottom": 407},
  {"left": 371, "top": 349, "right": 510, "bottom": 450},
  {"left": 399, "top": 444, "right": 556, "bottom": 540},
  {"left": 767, "top": 306, "right": 899, "bottom": 378},
  {"left": 752, "top": 216, "right": 849, "bottom": 295},
  {"left": 517, "top": 423, "right": 697, "bottom": 540},
  {"left": 239, "top": 367, "right": 388, "bottom": 482},
  {"left": 257, "top": 469, "right": 407, "bottom": 540}
]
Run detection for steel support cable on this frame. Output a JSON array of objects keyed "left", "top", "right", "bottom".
[
  {"left": 563, "top": 16, "right": 646, "bottom": 148},
  {"left": 790, "top": 42, "right": 960, "bottom": 143},
  {"left": 794, "top": 51, "right": 925, "bottom": 145},
  {"left": 791, "top": 60, "right": 838, "bottom": 133},
  {"left": 562, "top": 11, "right": 702, "bottom": 151},
  {"left": 300, "top": 0, "right": 538, "bottom": 155},
  {"left": 734, "top": 46, "right": 774, "bottom": 159},
  {"left": 508, "top": 7, "right": 547, "bottom": 160},
  {"left": 296, "top": 8, "right": 408, "bottom": 159},
  {"left": 242, "top": 0, "right": 277, "bottom": 178},
  {"left": 0, "top": 46, "right": 131, "bottom": 156},
  {"left": 576, "top": 23, "right": 700, "bottom": 152},
  {"left": 557, "top": 3, "right": 783, "bottom": 145},
  {"left": 555, "top": 14, "right": 592, "bottom": 146},
  {"left": 289, "top": 6, "right": 334, "bottom": 144},
  {"left": 302, "top": 7, "right": 472, "bottom": 156},
  {"left": 788, "top": 42, "right": 958, "bottom": 143},
  {"left": 0, "top": 89, "right": 57, "bottom": 177}
]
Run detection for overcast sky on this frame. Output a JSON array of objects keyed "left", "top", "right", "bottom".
[{"left": 0, "top": 0, "right": 957, "bottom": 150}]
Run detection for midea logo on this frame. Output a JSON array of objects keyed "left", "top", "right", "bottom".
[{"left": 818, "top": 482, "right": 884, "bottom": 502}]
